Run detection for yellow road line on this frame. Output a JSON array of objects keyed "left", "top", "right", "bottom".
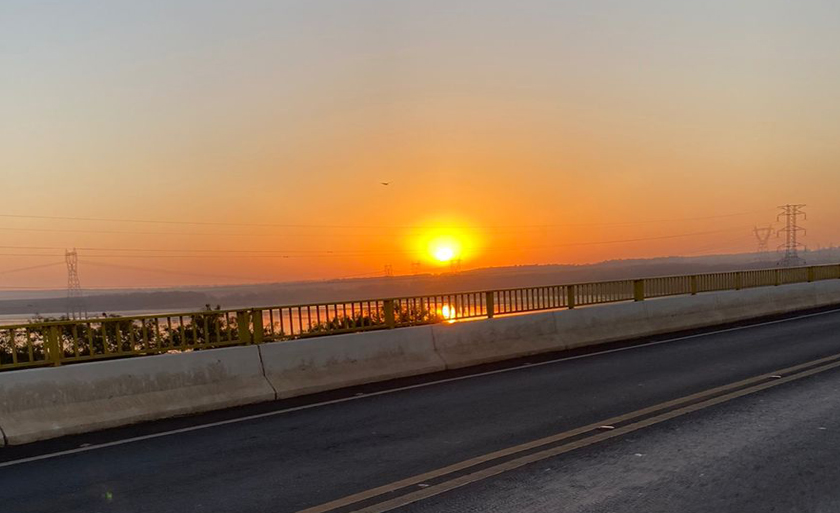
[
  {"left": 357, "top": 356, "right": 840, "bottom": 513},
  {"left": 300, "top": 351, "right": 840, "bottom": 513},
  {"left": 355, "top": 357, "right": 840, "bottom": 512}
]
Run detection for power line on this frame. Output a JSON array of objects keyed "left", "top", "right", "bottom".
[
  {"left": 0, "top": 209, "right": 770, "bottom": 231},
  {"left": 0, "top": 226, "right": 754, "bottom": 259},
  {"left": 0, "top": 226, "right": 399, "bottom": 239},
  {"left": 0, "top": 261, "right": 65, "bottom": 275},
  {"left": 82, "top": 260, "right": 264, "bottom": 282},
  {"left": 0, "top": 253, "right": 81, "bottom": 258},
  {"left": 0, "top": 226, "right": 276, "bottom": 238},
  {"left": 0, "top": 244, "right": 384, "bottom": 254},
  {"left": 0, "top": 286, "right": 65, "bottom": 290},
  {"left": 501, "top": 210, "right": 771, "bottom": 228},
  {"left": 527, "top": 227, "right": 749, "bottom": 249},
  {"left": 681, "top": 234, "right": 752, "bottom": 256}
]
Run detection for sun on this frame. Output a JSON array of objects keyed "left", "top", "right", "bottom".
[
  {"left": 428, "top": 235, "right": 462, "bottom": 264},
  {"left": 408, "top": 219, "right": 480, "bottom": 269},
  {"left": 434, "top": 245, "right": 455, "bottom": 263}
]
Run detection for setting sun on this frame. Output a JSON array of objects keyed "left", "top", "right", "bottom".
[
  {"left": 406, "top": 218, "right": 480, "bottom": 269},
  {"left": 427, "top": 234, "right": 463, "bottom": 265},
  {"left": 433, "top": 245, "right": 456, "bottom": 262}
]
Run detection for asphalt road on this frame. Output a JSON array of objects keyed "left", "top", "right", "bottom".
[
  {"left": 3, "top": 308, "right": 840, "bottom": 513},
  {"left": 402, "top": 359, "right": 840, "bottom": 513}
]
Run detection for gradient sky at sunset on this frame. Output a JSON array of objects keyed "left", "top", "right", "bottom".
[{"left": 3, "top": 0, "right": 840, "bottom": 289}]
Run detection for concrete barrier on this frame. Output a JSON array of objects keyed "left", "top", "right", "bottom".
[
  {"left": 554, "top": 300, "right": 656, "bottom": 351},
  {"left": 259, "top": 326, "right": 445, "bottom": 398},
  {"left": 431, "top": 311, "right": 560, "bottom": 369},
  {"left": 638, "top": 281, "right": 830, "bottom": 340},
  {"left": 0, "top": 346, "right": 275, "bottom": 445},
  {"left": 434, "top": 281, "right": 840, "bottom": 367},
  {"left": 2, "top": 280, "right": 839, "bottom": 445}
]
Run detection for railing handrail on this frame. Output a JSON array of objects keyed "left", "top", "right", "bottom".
[
  {"left": 0, "top": 262, "right": 836, "bottom": 330},
  {"left": 2, "top": 262, "right": 839, "bottom": 372}
]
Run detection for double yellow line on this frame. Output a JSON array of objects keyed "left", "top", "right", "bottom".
[{"left": 301, "top": 351, "right": 840, "bottom": 513}]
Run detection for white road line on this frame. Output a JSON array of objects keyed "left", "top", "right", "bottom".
[{"left": 1, "top": 307, "right": 839, "bottom": 469}]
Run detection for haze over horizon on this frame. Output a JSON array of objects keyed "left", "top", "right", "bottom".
[{"left": 3, "top": 0, "right": 840, "bottom": 290}]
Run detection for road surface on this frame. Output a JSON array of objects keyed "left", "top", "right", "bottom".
[{"left": 3, "top": 307, "right": 840, "bottom": 513}]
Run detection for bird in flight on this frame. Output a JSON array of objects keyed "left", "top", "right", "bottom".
[{"left": 380, "top": 182, "right": 390, "bottom": 186}]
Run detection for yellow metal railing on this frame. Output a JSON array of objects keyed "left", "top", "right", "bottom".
[{"left": 2, "top": 263, "right": 839, "bottom": 372}]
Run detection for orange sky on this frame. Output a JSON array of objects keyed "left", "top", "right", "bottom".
[{"left": 2, "top": 1, "right": 840, "bottom": 289}]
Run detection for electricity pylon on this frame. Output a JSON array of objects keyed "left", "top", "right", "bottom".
[
  {"left": 776, "top": 204, "right": 807, "bottom": 267},
  {"left": 65, "top": 249, "right": 87, "bottom": 319},
  {"left": 753, "top": 225, "right": 773, "bottom": 260}
]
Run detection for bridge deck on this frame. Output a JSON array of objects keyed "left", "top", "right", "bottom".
[{"left": 3, "top": 308, "right": 840, "bottom": 512}]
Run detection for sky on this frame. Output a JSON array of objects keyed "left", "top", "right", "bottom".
[{"left": 2, "top": 0, "right": 840, "bottom": 289}]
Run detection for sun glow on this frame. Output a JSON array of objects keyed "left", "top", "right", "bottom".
[
  {"left": 433, "top": 244, "right": 456, "bottom": 263},
  {"left": 407, "top": 218, "right": 482, "bottom": 269},
  {"left": 427, "top": 234, "right": 463, "bottom": 264}
]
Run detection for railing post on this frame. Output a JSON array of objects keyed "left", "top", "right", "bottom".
[
  {"left": 384, "top": 299, "right": 396, "bottom": 328},
  {"left": 775, "top": 269, "right": 781, "bottom": 286},
  {"left": 252, "top": 309, "right": 264, "bottom": 344},
  {"left": 567, "top": 285, "right": 576, "bottom": 309},
  {"left": 633, "top": 280, "right": 645, "bottom": 302},
  {"left": 237, "top": 310, "right": 252, "bottom": 345},
  {"left": 690, "top": 275, "right": 698, "bottom": 295},
  {"left": 46, "top": 326, "right": 62, "bottom": 366},
  {"left": 485, "top": 291, "right": 495, "bottom": 319},
  {"left": 735, "top": 272, "right": 742, "bottom": 291},
  {"left": 807, "top": 266, "right": 815, "bottom": 283},
  {"left": 99, "top": 321, "right": 110, "bottom": 356}
]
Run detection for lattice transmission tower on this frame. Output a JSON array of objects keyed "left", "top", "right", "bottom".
[
  {"left": 776, "top": 204, "right": 807, "bottom": 267},
  {"left": 753, "top": 225, "right": 774, "bottom": 259},
  {"left": 65, "top": 248, "right": 87, "bottom": 319}
]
